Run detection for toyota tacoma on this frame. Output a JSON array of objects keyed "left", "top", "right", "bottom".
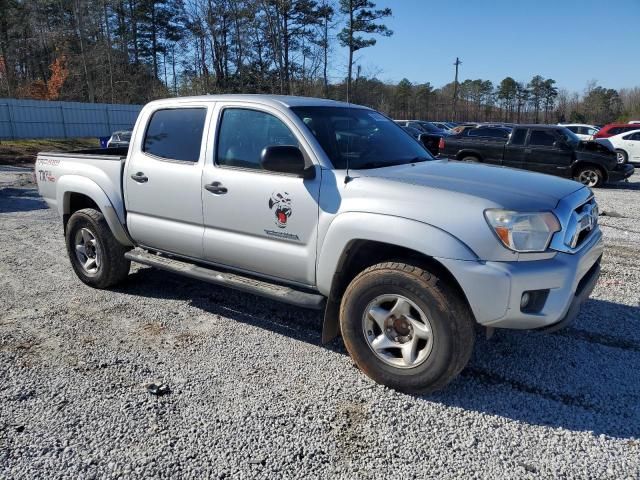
[{"left": 36, "top": 95, "right": 603, "bottom": 393}]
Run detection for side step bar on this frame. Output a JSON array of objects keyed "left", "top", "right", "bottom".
[{"left": 124, "top": 250, "right": 326, "bottom": 310}]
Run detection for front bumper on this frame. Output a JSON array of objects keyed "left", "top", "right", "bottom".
[
  {"left": 437, "top": 229, "right": 604, "bottom": 330},
  {"left": 609, "top": 163, "right": 634, "bottom": 182}
]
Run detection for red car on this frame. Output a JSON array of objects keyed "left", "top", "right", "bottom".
[{"left": 594, "top": 123, "right": 640, "bottom": 139}]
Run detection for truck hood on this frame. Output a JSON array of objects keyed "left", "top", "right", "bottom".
[
  {"left": 337, "top": 159, "right": 586, "bottom": 262},
  {"left": 356, "top": 159, "right": 583, "bottom": 211}
]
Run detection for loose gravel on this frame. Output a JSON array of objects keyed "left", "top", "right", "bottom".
[{"left": 1, "top": 165, "right": 639, "bottom": 479}]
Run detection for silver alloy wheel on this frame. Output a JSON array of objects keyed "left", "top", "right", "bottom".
[
  {"left": 578, "top": 169, "right": 600, "bottom": 187},
  {"left": 362, "top": 294, "right": 434, "bottom": 369},
  {"left": 616, "top": 151, "right": 626, "bottom": 164},
  {"left": 74, "top": 227, "right": 101, "bottom": 275}
]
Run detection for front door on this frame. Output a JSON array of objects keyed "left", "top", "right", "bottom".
[
  {"left": 523, "top": 129, "right": 573, "bottom": 177},
  {"left": 125, "top": 106, "right": 208, "bottom": 258},
  {"left": 201, "top": 104, "right": 321, "bottom": 286}
]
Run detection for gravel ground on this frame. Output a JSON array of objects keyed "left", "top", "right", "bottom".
[{"left": 1, "top": 165, "right": 639, "bottom": 479}]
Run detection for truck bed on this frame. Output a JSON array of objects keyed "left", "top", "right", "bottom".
[{"left": 36, "top": 148, "right": 128, "bottom": 224}]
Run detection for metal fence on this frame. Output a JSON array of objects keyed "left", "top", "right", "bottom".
[{"left": 0, "top": 98, "right": 142, "bottom": 140}]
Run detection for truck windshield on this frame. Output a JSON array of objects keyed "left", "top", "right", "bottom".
[
  {"left": 558, "top": 127, "right": 581, "bottom": 147},
  {"left": 291, "top": 106, "right": 433, "bottom": 169}
]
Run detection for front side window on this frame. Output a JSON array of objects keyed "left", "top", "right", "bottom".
[
  {"left": 143, "top": 108, "right": 207, "bottom": 162},
  {"left": 529, "top": 130, "right": 557, "bottom": 147},
  {"left": 216, "top": 108, "right": 298, "bottom": 170},
  {"left": 292, "top": 107, "right": 432, "bottom": 169}
]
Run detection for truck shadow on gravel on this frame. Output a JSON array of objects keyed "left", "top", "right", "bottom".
[
  {"left": 118, "top": 268, "right": 640, "bottom": 440},
  {"left": 0, "top": 187, "right": 47, "bottom": 213}
]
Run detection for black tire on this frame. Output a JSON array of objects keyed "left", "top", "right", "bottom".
[
  {"left": 460, "top": 155, "right": 479, "bottom": 163},
  {"left": 574, "top": 165, "right": 604, "bottom": 188},
  {"left": 65, "top": 208, "right": 130, "bottom": 288},
  {"left": 339, "top": 262, "right": 475, "bottom": 394},
  {"left": 615, "top": 149, "right": 628, "bottom": 165}
]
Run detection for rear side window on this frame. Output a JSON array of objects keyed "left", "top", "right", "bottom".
[
  {"left": 529, "top": 130, "right": 556, "bottom": 147},
  {"left": 143, "top": 108, "right": 207, "bottom": 162},
  {"left": 216, "top": 108, "right": 298, "bottom": 170},
  {"left": 609, "top": 127, "right": 622, "bottom": 135},
  {"left": 468, "top": 127, "right": 508, "bottom": 138},
  {"left": 510, "top": 129, "right": 527, "bottom": 145},
  {"left": 566, "top": 126, "right": 579, "bottom": 133}
]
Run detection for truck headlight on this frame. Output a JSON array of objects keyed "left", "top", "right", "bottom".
[{"left": 484, "top": 210, "right": 561, "bottom": 252}]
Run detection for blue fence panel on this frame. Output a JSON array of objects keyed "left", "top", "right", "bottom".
[{"left": 0, "top": 98, "right": 143, "bottom": 140}]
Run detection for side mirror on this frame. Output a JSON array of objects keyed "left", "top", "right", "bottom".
[{"left": 260, "top": 145, "right": 314, "bottom": 178}]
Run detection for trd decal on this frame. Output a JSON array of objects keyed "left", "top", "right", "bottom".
[{"left": 268, "top": 191, "right": 292, "bottom": 228}]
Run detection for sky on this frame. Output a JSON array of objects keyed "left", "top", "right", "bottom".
[{"left": 330, "top": 0, "right": 640, "bottom": 92}]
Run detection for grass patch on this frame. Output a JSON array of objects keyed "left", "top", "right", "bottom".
[{"left": 0, "top": 138, "right": 100, "bottom": 166}]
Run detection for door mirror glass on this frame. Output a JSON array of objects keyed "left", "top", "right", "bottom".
[{"left": 260, "top": 145, "right": 313, "bottom": 178}]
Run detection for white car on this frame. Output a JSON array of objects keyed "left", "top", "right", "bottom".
[
  {"left": 558, "top": 123, "right": 600, "bottom": 141},
  {"left": 596, "top": 129, "right": 640, "bottom": 165}
]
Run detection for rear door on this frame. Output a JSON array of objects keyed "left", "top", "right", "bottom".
[
  {"left": 465, "top": 127, "right": 509, "bottom": 165},
  {"left": 501, "top": 128, "right": 527, "bottom": 169},
  {"left": 621, "top": 132, "right": 640, "bottom": 161},
  {"left": 200, "top": 103, "right": 322, "bottom": 286},
  {"left": 124, "top": 105, "right": 209, "bottom": 258},
  {"left": 523, "top": 129, "right": 573, "bottom": 176}
]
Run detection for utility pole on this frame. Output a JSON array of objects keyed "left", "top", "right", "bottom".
[{"left": 452, "top": 57, "right": 462, "bottom": 121}]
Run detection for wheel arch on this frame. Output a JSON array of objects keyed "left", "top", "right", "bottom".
[
  {"left": 317, "top": 213, "right": 477, "bottom": 343},
  {"left": 57, "top": 175, "right": 133, "bottom": 246},
  {"left": 455, "top": 149, "right": 483, "bottom": 161}
]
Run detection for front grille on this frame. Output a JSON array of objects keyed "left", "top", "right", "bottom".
[{"left": 565, "top": 197, "right": 598, "bottom": 250}]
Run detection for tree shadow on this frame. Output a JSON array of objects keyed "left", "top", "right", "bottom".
[
  {"left": 0, "top": 187, "right": 47, "bottom": 213},
  {"left": 116, "top": 267, "right": 640, "bottom": 440}
]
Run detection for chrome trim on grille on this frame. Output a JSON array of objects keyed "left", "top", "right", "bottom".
[{"left": 549, "top": 188, "right": 600, "bottom": 254}]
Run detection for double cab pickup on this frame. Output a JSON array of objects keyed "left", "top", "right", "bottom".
[
  {"left": 439, "top": 124, "right": 634, "bottom": 187},
  {"left": 36, "top": 96, "right": 604, "bottom": 392}
]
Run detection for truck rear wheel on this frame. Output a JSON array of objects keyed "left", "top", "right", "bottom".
[
  {"left": 339, "top": 262, "right": 475, "bottom": 394},
  {"left": 65, "top": 208, "right": 130, "bottom": 289}
]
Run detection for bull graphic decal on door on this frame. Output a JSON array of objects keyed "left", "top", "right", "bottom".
[{"left": 269, "top": 192, "right": 292, "bottom": 228}]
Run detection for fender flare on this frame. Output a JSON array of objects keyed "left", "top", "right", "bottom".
[
  {"left": 317, "top": 212, "right": 477, "bottom": 296},
  {"left": 316, "top": 212, "right": 477, "bottom": 343},
  {"left": 56, "top": 175, "right": 133, "bottom": 247}
]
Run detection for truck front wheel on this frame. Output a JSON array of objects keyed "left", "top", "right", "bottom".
[
  {"left": 574, "top": 165, "right": 604, "bottom": 187},
  {"left": 65, "top": 208, "right": 131, "bottom": 289},
  {"left": 339, "top": 262, "right": 475, "bottom": 394}
]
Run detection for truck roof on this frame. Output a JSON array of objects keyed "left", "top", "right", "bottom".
[
  {"left": 513, "top": 124, "right": 564, "bottom": 129},
  {"left": 145, "top": 94, "right": 369, "bottom": 110}
]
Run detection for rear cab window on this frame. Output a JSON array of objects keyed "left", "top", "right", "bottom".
[
  {"left": 143, "top": 108, "right": 207, "bottom": 162},
  {"left": 509, "top": 128, "right": 527, "bottom": 145}
]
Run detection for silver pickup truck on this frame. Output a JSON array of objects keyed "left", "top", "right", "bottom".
[{"left": 36, "top": 95, "right": 604, "bottom": 393}]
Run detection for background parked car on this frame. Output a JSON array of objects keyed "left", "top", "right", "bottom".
[
  {"left": 450, "top": 124, "right": 480, "bottom": 134},
  {"left": 594, "top": 123, "right": 639, "bottom": 139},
  {"left": 106, "top": 130, "right": 132, "bottom": 148},
  {"left": 395, "top": 120, "right": 449, "bottom": 135},
  {"left": 559, "top": 123, "right": 600, "bottom": 141},
  {"left": 596, "top": 129, "right": 640, "bottom": 165},
  {"left": 400, "top": 125, "right": 441, "bottom": 156}
]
